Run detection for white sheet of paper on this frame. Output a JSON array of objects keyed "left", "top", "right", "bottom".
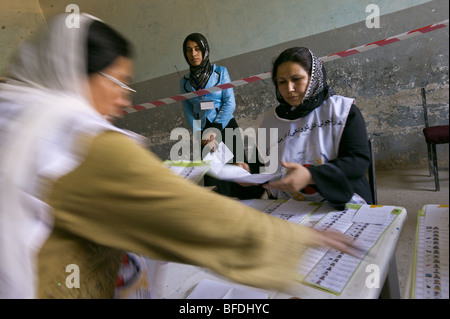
[
  {"left": 351, "top": 205, "right": 395, "bottom": 225},
  {"left": 203, "top": 142, "right": 234, "bottom": 174},
  {"left": 424, "top": 205, "right": 449, "bottom": 227},
  {"left": 234, "top": 172, "right": 282, "bottom": 184},
  {"left": 186, "top": 279, "right": 268, "bottom": 299},
  {"left": 208, "top": 164, "right": 281, "bottom": 184}
]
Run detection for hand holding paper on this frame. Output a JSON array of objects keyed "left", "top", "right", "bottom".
[
  {"left": 202, "top": 143, "right": 281, "bottom": 184},
  {"left": 263, "top": 161, "right": 313, "bottom": 192},
  {"left": 207, "top": 164, "right": 281, "bottom": 184},
  {"left": 201, "top": 131, "right": 219, "bottom": 152},
  {"left": 203, "top": 142, "right": 234, "bottom": 174},
  {"left": 234, "top": 162, "right": 258, "bottom": 187}
]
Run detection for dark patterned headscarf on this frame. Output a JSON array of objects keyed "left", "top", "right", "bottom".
[
  {"left": 274, "top": 47, "right": 335, "bottom": 120},
  {"left": 183, "top": 33, "right": 213, "bottom": 90}
]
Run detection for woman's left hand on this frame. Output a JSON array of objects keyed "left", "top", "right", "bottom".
[
  {"left": 263, "top": 161, "right": 313, "bottom": 193},
  {"left": 234, "top": 162, "right": 259, "bottom": 187},
  {"left": 201, "top": 132, "right": 219, "bottom": 152}
]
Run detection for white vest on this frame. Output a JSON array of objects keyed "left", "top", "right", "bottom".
[{"left": 257, "top": 95, "right": 354, "bottom": 201}]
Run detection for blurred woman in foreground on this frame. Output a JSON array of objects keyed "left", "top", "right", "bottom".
[{"left": 0, "top": 14, "right": 359, "bottom": 298}]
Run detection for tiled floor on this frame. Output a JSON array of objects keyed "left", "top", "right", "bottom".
[{"left": 376, "top": 167, "right": 449, "bottom": 297}]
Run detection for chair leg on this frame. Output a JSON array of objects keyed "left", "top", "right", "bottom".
[
  {"left": 426, "top": 143, "right": 433, "bottom": 177},
  {"left": 431, "top": 143, "right": 440, "bottom": 191}
]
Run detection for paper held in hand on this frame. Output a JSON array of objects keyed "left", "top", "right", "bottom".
[
  {"left": 203, "top": 142, "right": 234, "bottom": 174},
  {"left": 203, "top": 142, "right": 281, "bottom": 184},
  {"left": 207, "top": 163, "right": 281, "bottom": 184}
]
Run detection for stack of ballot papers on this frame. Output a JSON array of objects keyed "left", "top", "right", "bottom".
[
  {"left": 166, "top": 142, "right": 281, "bottom": 184},
  {"left": 203, "top": 142, "right": 281, "bottom": 183},
  {"left": 207, "top": 164, "right": 282, "bottom": 184}
]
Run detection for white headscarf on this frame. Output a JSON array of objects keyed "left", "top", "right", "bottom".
[{"left": 0, "top": 14, "right": 127, "bottom": 298}]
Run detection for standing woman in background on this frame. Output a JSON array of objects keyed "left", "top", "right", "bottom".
[{"left": 180, "top": 33, "right": 258, "bottom": 198}]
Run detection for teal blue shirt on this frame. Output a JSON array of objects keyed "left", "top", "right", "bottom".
[{"left": 180, "top": 64, "right": 236, "bottom": 132}]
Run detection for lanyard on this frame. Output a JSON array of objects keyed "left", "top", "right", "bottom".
[
  {"left": 193, "top": 78, "right": 204, "bottom": 90},
  {"left": 193, "top": 78, "right": 206, "bottom": 101},
  {"left": 191, "top": 77, "right": 215, "bottom": 119}
]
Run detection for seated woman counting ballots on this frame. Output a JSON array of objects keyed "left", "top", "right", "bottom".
[
  {"left": 238, "top": 47, "right": 373, "bottom": 210},
  {"left": 0, "top": 16, "right": 360, "bottom": 299}
]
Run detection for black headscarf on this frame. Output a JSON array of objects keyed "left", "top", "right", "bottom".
[
  {"left": 183, "top": 33, "right": 213, "bottom": 90},
  {"left": 275, "top": 49, "right": 335, "bottom": 120}
]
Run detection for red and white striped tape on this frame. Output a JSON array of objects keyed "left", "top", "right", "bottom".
[{"left": 123, "top": 19, "right": 449, "bottom": 115}]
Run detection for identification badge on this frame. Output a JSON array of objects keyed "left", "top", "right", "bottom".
[{"left": 200, "top": 100, "right": 214, "bottom": 110}]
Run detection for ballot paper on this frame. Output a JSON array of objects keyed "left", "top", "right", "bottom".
[
  {"left": 240, "top": 200, "right": 404, "bottom": 295},
  {"left": 207, "top": 164, "right": 282, "bottom": 184},
  {"left": 163, "top": 161, "right": 210, "bottom": 184},
  {"left": 351, "top": 205, "right": 396, "bottom": 225},
  {"left": 186, "top": 279, "right": 269, "bottom": 299},
  {"left": 299, "top": 204, "right": 401, "bottom": 295},
  {"left": 202, "top": 142, "right": 234, "bottom": 174},
  {"left": 259, "top": 199, "right": 317, "bottom": 225},
  {"left": 413, "top": 205, "right": 449, "bottom": 299}
]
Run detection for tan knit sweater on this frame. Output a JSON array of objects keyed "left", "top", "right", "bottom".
[{"left": 38, "top": 131, "right": 318, "bottom": 298}]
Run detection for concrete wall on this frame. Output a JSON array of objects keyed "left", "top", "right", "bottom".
[
  {"left": 1, "top": 0, "right": 448, "bottom": 170},
  {"left": 0, "top": 0, "right": 45, "bottom": 77}
]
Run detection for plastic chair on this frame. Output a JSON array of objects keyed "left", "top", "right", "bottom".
[
  {"left": 421, "top": 87, "right": 449, "bottom": 191},
  {"left": 368, "top": 139, "right": 378, "bottom": 205}
]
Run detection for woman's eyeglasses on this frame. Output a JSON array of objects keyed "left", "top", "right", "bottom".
[{"left": 97, "top": 71, "right": 136, "bottom": 93}]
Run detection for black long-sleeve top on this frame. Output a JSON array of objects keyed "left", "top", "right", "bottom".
[{"left": 306, "top": 105, "right": 372, "bottom": 209}]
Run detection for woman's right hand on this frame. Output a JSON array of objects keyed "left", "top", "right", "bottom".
[
  {"left": 263, "top": 161, "right": 313, "bottom": 194},
  {"left": 313, "top": 229, "right": 364, "bottom": 258},
  {"left": 235, "top": 162, "right": 250, "bottom": 172}
]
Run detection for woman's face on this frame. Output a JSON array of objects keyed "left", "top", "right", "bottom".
[
  {"left": 276, "top": 61, "right": 311, "bottom": 107},
  {"left": 185, "top": 40, "right": 203, "bottom": 67},
  {"left": 88, "top": 56, "right": 134, "bottom": 121}
]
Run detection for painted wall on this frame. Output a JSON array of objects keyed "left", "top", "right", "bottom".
[
  {"left": 0, "top": 0, "right": 46, "bottom": 77},
  {"left": 7, "top": 0, "right": 431, "bottom": 82}
]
